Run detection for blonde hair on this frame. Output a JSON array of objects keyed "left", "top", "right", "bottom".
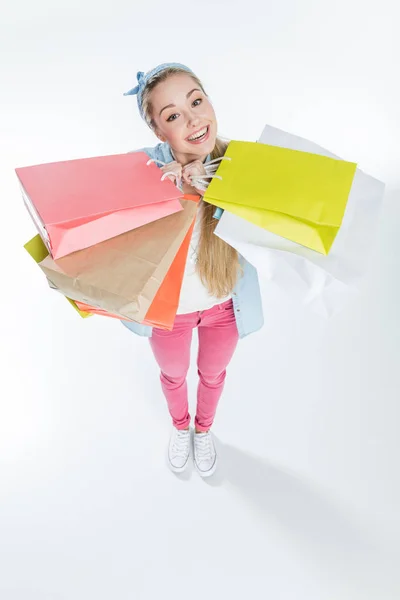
[{"left": 141, "top": 67, "right": 240, "bottom": 298}]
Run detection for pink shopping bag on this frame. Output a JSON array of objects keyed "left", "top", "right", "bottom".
[{"left": 16, "top": 152, "right": 183, "bottom": 259}]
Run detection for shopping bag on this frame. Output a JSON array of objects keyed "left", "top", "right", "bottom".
[
  {"left": 214, "top": 124, "right": 385, "bottom": 317},
  {"left": 142, "top": 200, "right": 197, "bottom": 329},
  {"left": 73, "top": 195, "right": 200, "bottom": 329},
  {"left": 16, "top": 152, "right": 183, "bottom": 259},
  {"left": 74, "top": 301, "right": 123, "bottom": 319},
  {"left": 24, "top": 235, "right": 93, "bottom": 318},
  {"left": 203, "top": 140, "right": 357, "bottom": 254},
  {"left": 38, "top": 196, "right": 199, "bottom": 321}
]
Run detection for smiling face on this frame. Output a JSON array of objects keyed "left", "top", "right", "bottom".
[{"left": 148, "top": 72, "right": 218, "bottom": 165}]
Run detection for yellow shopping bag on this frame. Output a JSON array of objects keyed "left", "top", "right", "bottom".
[
  {"left": 203, "top": 141, "right": 357, "bottom": 254},
  {"left": 24, "top": 235, "right": 93, "bottom": 319}
]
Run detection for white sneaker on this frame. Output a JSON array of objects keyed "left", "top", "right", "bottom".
[
  {"left": 168, "top": 428, "right": 191, "bottom": 473},
  {"left": 193, "top": 431, "right": 217, "bottom": 477}
]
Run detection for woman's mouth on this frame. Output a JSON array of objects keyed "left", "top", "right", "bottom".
[{"left": 186, "top": 126, "right": 210, "bottom": 144}]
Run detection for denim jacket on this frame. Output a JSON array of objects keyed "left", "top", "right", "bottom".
[{"left": 121, "top": 142, "right": 264, "bottom": 339}]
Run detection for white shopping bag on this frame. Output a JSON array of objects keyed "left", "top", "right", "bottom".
[{"left": 215, "top": 124, "right": 385, "bottom": 317}]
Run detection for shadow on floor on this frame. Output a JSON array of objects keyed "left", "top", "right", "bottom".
[{"left": 204, "top": 437, "right": 400, "bottom": 599}]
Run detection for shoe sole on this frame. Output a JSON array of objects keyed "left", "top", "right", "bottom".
[
  {"left": 168, "top": 430, "right": 191, "bottom": 473},
  {"left": 193, "top": 454, "right": 217, "bottom": 478},
  {"left": 168, "top": 457, "right": 190, "bottom": 474},
  {"left": 194, "top": 463, "right": 217, "bottom": 478}
]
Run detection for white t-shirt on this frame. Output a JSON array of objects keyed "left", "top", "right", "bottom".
[{"left": 176, "top": 201, "right": 231, "bottom": 315}]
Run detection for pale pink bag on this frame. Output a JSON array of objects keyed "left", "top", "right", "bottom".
[{"left": 16, "top": 152, "right": 183, "bottom": 258}]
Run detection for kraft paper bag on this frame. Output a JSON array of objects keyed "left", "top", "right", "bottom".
[
  {"left": 38, "top": 197, "right": 198, "bottom": 321},
  {"left": 70, "top": 196, "right": 201, "bottom": 329}
]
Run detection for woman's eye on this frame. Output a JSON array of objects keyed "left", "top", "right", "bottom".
[{"left": 166, "top": 99, "right": 202, "bottom": 122}]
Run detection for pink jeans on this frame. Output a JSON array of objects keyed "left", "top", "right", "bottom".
[{"left": 149, "top": 299, "right": 239, "bottom": 432}]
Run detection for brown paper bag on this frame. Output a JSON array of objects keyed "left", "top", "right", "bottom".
[{"left": 39, "top": 198, "right": 198, "bottom": 321}]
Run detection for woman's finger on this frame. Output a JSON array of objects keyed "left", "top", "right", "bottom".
[
  {"left": 183, "top": 162, "right": 206, "bottom": 179},
  {"left": 182, "top": 169, "right": 195, "bottom": 184},
  {"left": 160, "top": 162, "right": 182, "bottom": 184}
]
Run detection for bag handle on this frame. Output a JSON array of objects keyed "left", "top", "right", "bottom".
[
  {"left": 147, "top": 157, "right": 182, "bottom": 190},
  {"left": 190, "top": 156, "right": 231, "bottom": 191},
  {"left": 147, "top": 155, "right": 232, "bottom": 193}
]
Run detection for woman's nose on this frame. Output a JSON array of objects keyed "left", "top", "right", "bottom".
[{"left": 188, "top": 113, "right": 201, "bottom": 127}]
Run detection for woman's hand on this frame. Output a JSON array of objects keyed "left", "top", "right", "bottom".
[
  {"left": 182, "top": 160, "right": 207, "bottom": 195},
  {"left": 160, "top": 161, "right": 183, "bottom": 187}
]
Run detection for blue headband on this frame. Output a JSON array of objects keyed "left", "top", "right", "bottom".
[{"left": 123, "top": 62, "right": 195, "bottom": 120}]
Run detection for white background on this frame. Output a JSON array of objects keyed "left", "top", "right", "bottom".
[{"left": 1, "top": 1, "right": 399, "bottom": 598}]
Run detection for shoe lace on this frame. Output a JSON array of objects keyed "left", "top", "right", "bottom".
[
  {"left": 172, "top": 431, "right": 189, "bottom": 458},
  {"left": 195, "top": 434, "right": 212, "bottom": 461}
]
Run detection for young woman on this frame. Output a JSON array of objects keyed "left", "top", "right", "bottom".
[{"left": 123, "top": 63, "right": 264, "bottom": 477}]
